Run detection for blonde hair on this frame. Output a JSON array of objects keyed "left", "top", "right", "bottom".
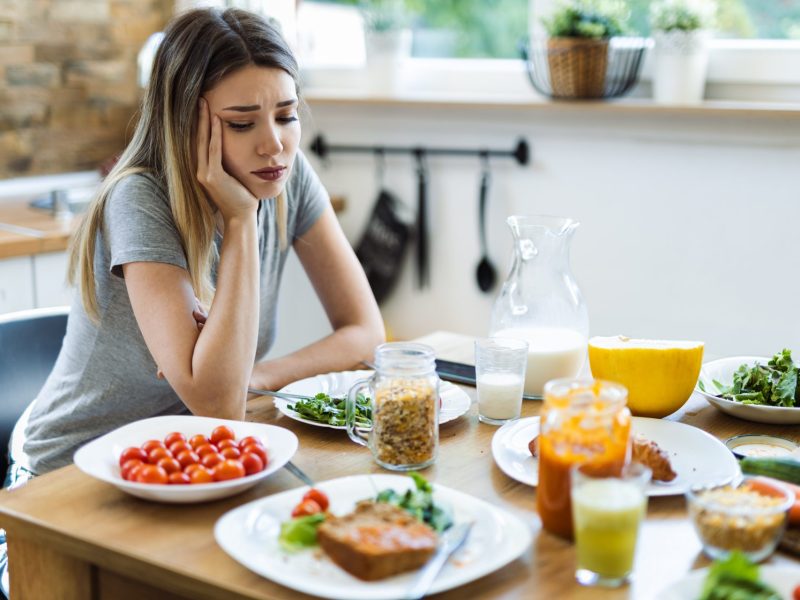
[{"left": 69, "top": 8, "right": 299, "bottom": 321}]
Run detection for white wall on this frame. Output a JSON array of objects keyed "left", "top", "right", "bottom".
[{"left": 270, "top": 102, "right": 800, "bottom": 361}]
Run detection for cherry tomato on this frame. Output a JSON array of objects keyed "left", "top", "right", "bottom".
[
  {"left": 210, "top": 425, "right": 235, "bottom": 445},
  {"left": 119, "top": 447, "right": 148, "bottom": 467},
  {"left": 175, "top": 450, "right": 200, "bottom": 469},
  {"left": 217, "top": 439, "right": 238, "bottom": 451},
  {"left": 168, "top": 471, "right": 191, "bottom": 485},
  {"left": 136, "top": 465, "right": 168, "bottom": 485},
  {"left": 183, "top": 463, "right": 204, "bottom": 476},
  {"left": 163, "top": 432, "right": 186, "bottom": 447},
  {"left": 302, "top": 488, "right": 330, "bottom": 511},
  {"left": 221, "top": 447, "right": 241, "bottom": 460},
  {"left": 157, "top": 457, "right": 181, "bottom": 475},
  {"left": 201, "top": 452, "right": 224, "bottom": 469},
  {"left": 141, "top": 439, "right": 166, "bottom": 454},
  {"left": 238, "top": 436, "right": 263, "bottom": 450},
  {"left": 121, "top": 458, "right": 144, "bottom": 481},
  {"left": 240, "top": 452, "right": 264, "bottom": 476},
  {"left": 188, "top": 434, "right": 209, "bottom": 450},
  {"left": 168, "top": 440, "right": 191, "bottom": 456},
  {"left": 189, "top": 466, "right": 214, "bottom": 484},
  {"left": 195, "top": 443, "right": 218, "bottom": 458},
  {"left": 793, "top": 584, "right": 800, "bottom": 600},
  {"left": 128, "top": 463, "right": 146, "bottom": 482},
  {"left": 291, "top": 499, "right": 322, "bottom": 517},
  {"left": 148, "top": 447, "right": 172, "bottom": 464},
  {"left": 213, "top": 459, "right": 245, "bottom": 481},
  {"left": 242, "top": 443, "right": 267, "bottom": 465}
]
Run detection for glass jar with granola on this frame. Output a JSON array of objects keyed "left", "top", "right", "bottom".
[{"left": 347, "top": 343, "right": 439, "bottom": 470}]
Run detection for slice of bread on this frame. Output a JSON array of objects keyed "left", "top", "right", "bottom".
[{"left": 317, "top": 501, "right": 437, "bottom": 581}]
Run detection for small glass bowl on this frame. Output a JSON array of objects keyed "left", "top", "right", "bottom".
[{"left": 686, "top": 477, "right": 795, "bottom": 562}]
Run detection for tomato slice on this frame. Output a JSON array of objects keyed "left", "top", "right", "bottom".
[{"left": 291, "top": 499, "right": 322, "bottom": 517}]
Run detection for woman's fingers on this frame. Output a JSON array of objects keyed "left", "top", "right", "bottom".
[
  {"left": 208, "top": 113, "right": 222, "bottom": 178},
  {"left": 196, "top": 98, "right": 209, "bottom": 178}
]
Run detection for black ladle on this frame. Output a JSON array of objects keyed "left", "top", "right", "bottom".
[{"left": 476, "top": 157, "right": 496, "bottom": 292}]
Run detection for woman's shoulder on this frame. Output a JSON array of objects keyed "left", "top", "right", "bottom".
[{"left": 109, "top": 170, "right": 168, "bottom": 204}]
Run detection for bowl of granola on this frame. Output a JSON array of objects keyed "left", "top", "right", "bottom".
[{"left": 686, "top": 477, "right": 795, "bottom": 562}]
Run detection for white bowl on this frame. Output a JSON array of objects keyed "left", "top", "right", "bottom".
[
  {"left": 73, "top": 415, "right": 298, "bottom": 503},
  {"left": 696, "top": 356, "right": 800, "bottom": 425}
]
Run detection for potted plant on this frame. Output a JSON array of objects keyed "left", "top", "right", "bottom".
[
  {"left": 360, "top": 0, "right": 412, "bottom": 93},
  {"left": 542, "top": 1, "right": 624, "bottom": 99},
  {"left": 650, "top": 1, "right": 712, "bottom": 105}
]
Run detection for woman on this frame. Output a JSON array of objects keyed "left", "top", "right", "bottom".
[{"left": 15, "top": 7, "right": 384, "bottom": 478}]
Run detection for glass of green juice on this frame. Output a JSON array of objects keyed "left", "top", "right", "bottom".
[{"left": 571, "top": 461, "right": 651, "bottom": 587}]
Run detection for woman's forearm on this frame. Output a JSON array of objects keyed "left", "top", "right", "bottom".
[
  {"left": 190, "top": 213, "right": 260, "bottom": 417},
  {"left": 250, "top": 321, "right": 384, "bottom": 392}
]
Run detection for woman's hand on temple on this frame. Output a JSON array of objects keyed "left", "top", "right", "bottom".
[{"left": 196, "top": 97, "right": 257, "bottom": 221}]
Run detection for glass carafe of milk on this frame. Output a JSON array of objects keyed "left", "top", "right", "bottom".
[{"left": 489, "top": 215, "right": 589, "bottom": 398}]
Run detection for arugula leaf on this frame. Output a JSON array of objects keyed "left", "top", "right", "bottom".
[
  {"left": 715, "top": 350, "right": 798, "bottom": 408},
  {"left": 699, "top": 551, "right": 781, "bottom": 600},
  {"left": 287, "top": 392, "right": 372, "bottom": 427},
  {"left": 373, "top": 472, "right": 453, "bottom": 533}
]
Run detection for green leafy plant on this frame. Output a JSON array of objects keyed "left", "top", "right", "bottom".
[
  {"left": 651, "top": 1, "right": 708, "bottom": 32},
  {"left": 359, "top": 0, "right": 408, "bottom": 32},
  {"left": 542, "top": 1, "right": 625, "bottom": 39},
  {"left": 702, "top": 349, "right": 799, "bottom": 407}
]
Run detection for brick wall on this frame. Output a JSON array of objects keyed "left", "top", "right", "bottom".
[{"left": 0, "top": 0, "right": 174, "bottom": 178}]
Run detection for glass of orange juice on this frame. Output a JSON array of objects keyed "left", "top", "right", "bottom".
[
  {"left": 571, "top": 461, "right": 651, "bottom": 587},
  {"left": 536, "top": 378, "right": 631, "bottom": 539}
]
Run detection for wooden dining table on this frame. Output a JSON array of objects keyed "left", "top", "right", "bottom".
[{"left": 1, "top": 331, "right": 798, "bottom": 600}]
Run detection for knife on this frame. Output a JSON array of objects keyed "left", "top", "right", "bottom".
[{"left": 404, "top": 521, "right": 474, "bottom": 600}]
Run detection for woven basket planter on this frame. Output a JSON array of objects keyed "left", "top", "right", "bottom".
[{"left": 546, "top": 37, "right": 609, "bottom": 99}]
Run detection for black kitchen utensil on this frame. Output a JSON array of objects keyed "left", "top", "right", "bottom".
[
  {"left": 414, "top": 149, "right": 429, "bottom": 289},
  {"left": 476, "top": 154, "right": 496, "bottom": 292}
]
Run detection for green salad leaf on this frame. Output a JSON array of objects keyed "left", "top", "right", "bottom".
[
  {"left": 698, "top": 551, "right": 781, "bottom": 600},
  {"left": 287, "top": 392, "right": 372, "bottom": 427},
  {"left": 374, "top": 472, "right": 453, "bottom": 533},
  {"left": 713, "top": 349, "right": 798, "bottom": 407},
  {"left": 278, "top": 513, "right": 326, "bottom": 552}
]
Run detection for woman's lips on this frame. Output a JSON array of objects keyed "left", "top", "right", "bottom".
[{"left": 251, "top": 167, "right": 286, "bottom": 182}]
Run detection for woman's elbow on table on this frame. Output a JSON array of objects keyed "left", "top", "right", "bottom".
[{"left": 171, "top": 378, "right": 248, "bottom": 421}]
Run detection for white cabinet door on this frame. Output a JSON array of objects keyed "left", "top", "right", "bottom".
[
  {"left": 33, "top": 251, "right": 73, "bottom": 308},
  {"left": 0, "top": 256, "right": 35, "bottom": 314}
]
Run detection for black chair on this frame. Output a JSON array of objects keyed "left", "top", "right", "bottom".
[{"left": 0, "top": 307, "right": 69, "bottom": 483}]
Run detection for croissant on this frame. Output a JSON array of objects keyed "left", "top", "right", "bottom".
[
  {"left": 632, "top": 435, "right": 676, "bottom": 482},
  {"left": 527, "top": 434, "right": 677, "bottom": 483}
]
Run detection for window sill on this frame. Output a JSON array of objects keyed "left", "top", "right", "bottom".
[{"left": 304, "top": 88, "right": 800, "bottom": 119}]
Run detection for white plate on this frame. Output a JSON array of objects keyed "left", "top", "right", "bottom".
[
  {"left": 73, "top": 415, "right": 298, "bottom": 503},
  {"left": 491, "top": 416, "right": 739, "bottom": 496},
  {"left": 214, "top": 474, "right": 532, "bottom": 600},
  {"left": 697, "top": 356, "right": 800, "bottom": 425},
  {"left": 656, "top": 566, "right": 800, "bottom": 599},
  {"left": 276, "top": 370, "right": 472, "bottom": 429}
]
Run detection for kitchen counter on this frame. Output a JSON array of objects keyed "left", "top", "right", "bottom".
[{"left": 0, "top": 196, "right": 346, "bottom": 260}]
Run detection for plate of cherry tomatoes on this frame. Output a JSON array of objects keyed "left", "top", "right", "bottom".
[{"left": 73, "top": 415, "right": 298, "bottom": 503}]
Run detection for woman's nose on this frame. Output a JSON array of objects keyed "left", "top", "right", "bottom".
[{"left": 256, "top": 125, "right": 283, "bottom": 157}]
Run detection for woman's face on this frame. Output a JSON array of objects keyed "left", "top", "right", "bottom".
[{"left": 202, "top": 65, "right": 300, "bottom": 199}]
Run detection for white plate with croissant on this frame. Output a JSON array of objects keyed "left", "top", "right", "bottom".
[{"left": 491, "top": 416, "right": 739, "bottom": 497}]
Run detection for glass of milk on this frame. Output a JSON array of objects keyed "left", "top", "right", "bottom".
[
  {"left": 474, "top": 337, "right": 528, "bottom": 425},
  {"left": 571, "top": 462, "right": 651, "bottom": 587}
]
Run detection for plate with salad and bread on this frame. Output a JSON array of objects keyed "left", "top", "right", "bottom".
[{"left": 214, "top": 472, "right": 531, "bottom": 600}]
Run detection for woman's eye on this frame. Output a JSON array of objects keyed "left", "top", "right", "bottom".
[
  {"left": 226, "top": 122, "right": 254, "bottom": 131},
  {"left": 277, "top": 115, "right": 299, "bottom": 124}
]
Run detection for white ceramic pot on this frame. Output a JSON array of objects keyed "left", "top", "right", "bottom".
[
  {"left": 364, "top": 28, "right": 411, "bottom": 94},
  {"left": 652, "top": 30, "right": 709, "bottom": 105}
]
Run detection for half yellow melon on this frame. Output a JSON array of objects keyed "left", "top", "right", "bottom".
[{"left": 588, "top": 336, "right": 704, "bottom": 418}]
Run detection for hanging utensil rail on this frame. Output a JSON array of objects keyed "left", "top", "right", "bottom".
[{"left": 309, "top": 135, "right": 531, "bottom": 166}]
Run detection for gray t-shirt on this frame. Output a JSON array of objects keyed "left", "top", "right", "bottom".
[{"left": 23, "top": 151, "right": 327, "bottom": 474}]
